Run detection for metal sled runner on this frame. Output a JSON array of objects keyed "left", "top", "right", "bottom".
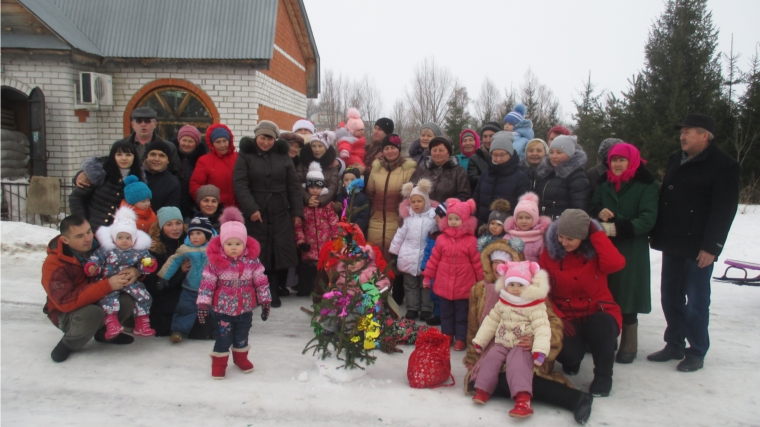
[{"left": 713, "top": 260, "right": 760, "bottom": 286}]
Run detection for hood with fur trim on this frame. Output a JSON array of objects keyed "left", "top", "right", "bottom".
[
  {"left": 205, "top": 123, "right": 235, "bottom": 158},
  {"left": 238, "top": 136, "right": 290, "bottom": 156},
  {"left": 423, "top": 155, "right": 460, "bottom": 170},
  {"left": 495, "top": 268, "right": 549, "bottom": 303},
  {"left": 205, "top": 235, "right": 261, "bottom": 268},
  {"left": 96, "top": 226, "right": 152, "bottom": 252},
  {"left": 536, "top": 148, "right": 588, "bottom": 180},
  {"left": 514, "top": 119, "right": 535, "bottom": 139},
  {"left": 480, "top": 238, "right": 525, "bottom": 283},
  {"left": 544, "top": 220, "right": 597, "bottom": 261},
  {"left": 299, "top": 141, "right": 338, "bottom": 170}
]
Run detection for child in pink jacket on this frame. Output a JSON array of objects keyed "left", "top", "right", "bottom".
[
  {"left": 196, "top": 207, "right": 272, "bottom": 380},
  {"left": 423, "top": 198, "right": 484, "bottom": 351},
  {"left": 504, "top": 192, "right": 552, "bottom": 262},
  {"left": 337, "top": 108, "right": 367, "bottom": 170}
]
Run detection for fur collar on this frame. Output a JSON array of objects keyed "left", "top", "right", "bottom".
[
  {"left": 495, "top": 269, "right": 549, "bottom": 302},
  {"left": 299, "top": 143, "right": 338, "bottom": 170},
  {"left": 544, "top": 221, "right": 597, "bottom": 261},
  {"left": 374, "top": 156, "right": 415, "bottom": 172},
  {"left": 205, "top": 235, "right": 261, "bottom": 268},
  {"left": 439, "top": 215, "right": 477, "bottom": 238},
  {"left": 597, "top": 162, "right": 656, "bottom": 185},
  {"left": 424, "top": 155, "right": 459, "bottom": 170},
  {"left": 398, "top": 198, "right": 440, "bottom": 219},
  {"left": 536, "top": 149, "right": 588, "bottom": 179},
  {"left": 238, "top": 136, "right": 290, "bottom": 156},
  {"left": 148, "top": 221, "right": 187, "bottom": 255},
  {"left": 505, "top": 216, "right": 552, "bottom": 243}
]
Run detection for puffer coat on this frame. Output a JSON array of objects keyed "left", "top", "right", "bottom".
[
  {"left": 158, "top": 234, "right": 214, "bottom": 291},
  {"left": 295, "top": 204, "right": 339, "bottom": 262},
  {"left": 410, "top": 156, "right": 470, "bottom": 203},
  {"left": 534, "top": 149, "right": 591, "bottom": 220},
  {"left": 68, "top": 157, "right": 137, "bottom": 232},
  {"left": 472, "top": 154, "right": 530, "bottom": 225},
  {"left": 466, "top": 148, "right": 489, "bottom": 193},
  {"left": 388, "top": 198, "right": 439, "bottom": 276},
  {"left": 189, "top": 123, "right": 238, "bottom": 208}
]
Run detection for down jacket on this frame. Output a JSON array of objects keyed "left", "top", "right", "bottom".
[
  {"left": 68, "top": 157, "right": 135, "bottom": 232},
  {"left": 466, "top": 148, "right": 489, "bottom": 193},
  {"left": 410, "top": 156, "right": 470, "bottom": 203},
  {"left": 334, "top": 187, "right": 370, "bottom": 237},
  {"left": 366, "top": 157, "right": 417, "bottom": 261},
  {"left": 197, "top": 235, "right": 271, "bottom": 316},
  {"left": 534, "top": 149, "right": 591, "bottom": 220},
  {"left": 512, "top": 119, "right": 535, "bottom": 159},
  {"left": 422, "top": 212, "right": 484, "bottom": 300},
  {"left": 388, "top": 198, "right": 439, "bottom": 276},
  {"left": 296, "top": 143, "right": 341, "bottom": 207},
  {"left": 85, "top": 225, "right": 156, "bottom": 279},
  {"left": 172, "top": 136, "right": 208, "bottom": 218},
  {"left": 295, "top": 204, "right": 339, "bottom": 262},
  {"left": 539, "top": 221, "right": 625, "bottom": 331},
  {"left": 189, "top": 123, "right": 238, "bottom": 208},
  {"left": 472, "top": 153, "right": 530, "bottom": 225},
  {"left": 158, "top": 234, "right": 214, "bottom": 291},
  {"left": 337, "top": 136, "right": 367, "bottom": 169}
]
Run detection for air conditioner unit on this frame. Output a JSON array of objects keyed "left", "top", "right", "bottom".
[{"left": 77, "top": 72, "right": 113, "bottom": 106}]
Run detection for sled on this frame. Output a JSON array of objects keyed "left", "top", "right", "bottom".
[{"left": 713, "top": 259, "right": 760, "bottom": 286}]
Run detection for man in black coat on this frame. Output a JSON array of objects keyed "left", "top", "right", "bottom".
[
  {"left": 143, "top": 139, "right": 181, "bottom": 213},
  {"left": 649, "top": 114, "right": 740, "bottom": 372}
]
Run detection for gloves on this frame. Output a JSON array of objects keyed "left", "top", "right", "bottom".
[
  {"left": 474, "top": 343, "right": 483, "bottom": 354},
  {"left": 340, "top": 150, "right": 350, "bottom": 159},
  {"left": 533, "top": 352, "right": 546, "bottom": 366},
  {"left": 601, "top": 222, "right": 617, "bottom": 237},
  {"left": 589, "top": 219, "right": 604, "bottom": 235},
  {"left": 197, "top": 306, "right": 209, "bottom": 324},
  {"left": 298, "top": 243, "right": 311, "bottom": 252},
  {"left": 562, "top": 319, "right": 576, "bottom": 337},
  {"left": 260, "top": 304, "right": 270, "bottom": 321},
  {"left": 422, "top": 278, "right": 431, "bottom": 289}
]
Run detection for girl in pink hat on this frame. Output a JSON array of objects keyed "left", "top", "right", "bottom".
[{"left": 504, "top": 192, "right": 552, "bottom": 262}]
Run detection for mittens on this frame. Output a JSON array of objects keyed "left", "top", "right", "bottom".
[
  {"left": 422, "top": 278, "right": 431, "bottom": 289},
  {"left": 533, "top": 352, "right": 546, "bottom": 366},
  {"left": 197, "top": 307, "right": 209, "bottom": 324},
  {"left": 261, "top": 304, "right": 270, "bottom": 321},
  {"left": 340, "top": 150, "right": 350, "bottom": 159}
]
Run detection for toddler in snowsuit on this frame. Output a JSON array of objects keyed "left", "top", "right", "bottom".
[
  {"left": 471, "top": 261, "right": 551, "bottom": 418},
  {"left": 158, "top": 215, "right": 216, "bottom": 343},
  {"left": 196, "top": 207, "right": 272, "bottom": 379},
  {"left": 423, "top": 198, "right": 484, "bottom": 351},
  {"left": 476, "top": 199, "right": 510, "bottom": 252},
  {"left": 119, "top": 175, "right": 157, "bottom": 233},
  {"left": 337, "top": 108, "right": 367, "bottom": 170},
  {"left": 334, "top": 168, "right": 370, "bottom": 237},
  {"left": 85, "top": 206, "right": 157, "bottom": 339},
  {"left": 389, "top": 179, "right": 438, "bottom": 321},
  {"left": 504, "top": 192, "right": 552, "bottom": 262}
]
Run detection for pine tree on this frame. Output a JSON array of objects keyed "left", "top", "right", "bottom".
[
  {"left": 443, "top": 84, "right": 472, "bottom": 155},
  {"left": 572, "top": 73, "right": 610, "bottom": 159}
]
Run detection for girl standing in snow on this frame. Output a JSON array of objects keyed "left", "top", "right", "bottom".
[
  {"left": 196, "top": 207, "right": 272, "bottom": 379},
  {"left": 504, "top": 192, "right": 552, "bottom": 262},
  {"left": 422, "top": 198, "right": 484, "bottom": 351},
  {"left": 85, "top": 206, "right": 158, "bottom": 339}
]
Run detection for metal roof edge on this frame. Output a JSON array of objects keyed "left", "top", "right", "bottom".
[{"left": 17, "top": 0, "right": 102, "bottom": 56}]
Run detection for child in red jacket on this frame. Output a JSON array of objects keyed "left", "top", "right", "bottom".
[
  {"left": 423, "top": 198, "right": 484, "bottom": 351},
  {"left": 337, "top": 108, "right": 367, "bottom": 171}
]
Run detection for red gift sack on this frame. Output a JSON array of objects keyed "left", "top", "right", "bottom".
[{"left": 407, "top": 327, "right": 456, "bottom": 389}]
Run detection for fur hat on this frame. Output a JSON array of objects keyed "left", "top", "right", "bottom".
[
  {"left": 550, "top": 135, "right": 577, "bottom": 157},
  {"left": 488, "top": 199, "right": 511, "bottom": 225},
  {"left": 346, "top": 108, "right": 364, "bottom": 133},
  {"left": 108, "top": 206, "right": 139, "bottom": 244},
  {"left": 446, "top": 198, "right": 477, "bottom": 222},
  {"left": 310, "top": 131, "right": 335, "bottom": 150},
  {"left": 428, "top": 135, "right": 454, "bottom": 156},
  {"left": 513, "top": 192, "right": 540, "bottom": 228},
  {"left": 305, "top": 161, "right": 327, "bottom": 192},
  {"left": 187, "top": 216, "right": 214, "bottom": 241},
  {"left": 219, "top": 207, "right": 247, "bottom": 248},
  {"left": 598, "top": 138, "right": 623, "bottom": 164},
  {"left": 421, "top": 122, "right": 443, "bottom": 137},
  {"left": 504, "top": 104, "right": 526, "bottom": 126},
  {"left": 280, "top": 132, "right": 305, "bottom": 149},
  {"left": 497, "top": 260, "right": 540, "bottom": 287},
  {"left": 123, "top": 175, "right": 151, "bottom": 205},
  {"left": 254, "top": 120, "right": 279, "bottom": 139},
  {"left": 292, "top": 119, "right": 315, "bottom": 134},
  {"left": 401, "top": 179, "right": 433, "bottom": 213},
  {"left": 374, "top": 117, "right": 394, "bottom": 135},
  {"left": 196, "top": 184, "right": 220, "bottom": 202},
  {"left": 177, "top": 125, "right": 201, "bottom": 145},
  {"left": 558, "top": 209, "right": 590, "bottom": 240},
  {"left": 490, "top": 131, "right": 515, "bottom": 155}
]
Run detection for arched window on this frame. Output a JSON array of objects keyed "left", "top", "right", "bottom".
[{"left": 135, "top": 87, "right": 213, "bottom": 142}]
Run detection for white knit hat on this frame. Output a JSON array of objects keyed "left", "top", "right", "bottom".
[
  {"left": 490, "top": 250, "right": 512, "bottom": 263},
  {"left": 292, "top": 119, "right": 315, "bottom": 134},
  {"left": 305, "top": 162, "right": 328, "bottom": 195},
  {"left": 109, "top": 206, "right": 138, "bottom": 244}
]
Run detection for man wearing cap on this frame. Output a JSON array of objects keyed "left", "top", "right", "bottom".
[
  {"left": 143, "top": 139, "right": 181, "bottom": 213},
  {"left": 363, "top": 117, "right": 394, "bottom": 182},
  {"left": 649, "top": 113, "right": 740, "bottom": 372}
]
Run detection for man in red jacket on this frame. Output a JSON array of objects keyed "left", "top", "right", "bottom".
[{"left": 42, "top": 215, "right": 140, "bottom": 362}]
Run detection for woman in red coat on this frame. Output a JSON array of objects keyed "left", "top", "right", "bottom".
[
  {"left": 539, "top": 209, "right": 625, "bottom": 398},
  {"left": 189, "top": 123, "right": 238, "bottom": 208}
]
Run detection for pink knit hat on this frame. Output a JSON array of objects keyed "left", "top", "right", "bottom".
[
  {"left": 446, "top": 198, "right": 477, "bottom": 222},
  {"left": 497, "top": 261, "right": 540, "bottom": 287},
  {"left": 513, "top": 192, "right": 540, "bottom": 227},
  {"left": 177, "top": 125, "right": 201, "bottom": 145},
  {"left": 219, "top": 206, "right": 247, "bottom": 247},
  {"left": 346, "top": 108, "right": 364, "bottom": 133}
]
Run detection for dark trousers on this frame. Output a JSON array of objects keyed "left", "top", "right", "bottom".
[
  {"left": 439, "top": 297, "right": 469, "bottom": 341},
  {"left": 557, "top": 312, "right": 619, "bottom": 377},
  {"left": 57, "top": 294, "right": 134, "bottom": 351},
  {"left": 661, "top": 252, "right": 713, "bottom": 358},
  {"left": 484, "top": 374, "right": 586, "bottom": 410},
  {"left": 392, "top": 274, "right": 405, "bottom": 305},
  {"left": 266, "top": 268, "right": 289, "bottom": 303},
  {"left": 211, "top": 311, "right": 253, "bottom": 353},
  {"left": 296, "top": 261, "right": 317, "bottom": 295}
]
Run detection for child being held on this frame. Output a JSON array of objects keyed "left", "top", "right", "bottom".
[
  {"left": 158, "top": 216, "right": 216, "bottom": 343},
  {"left": 477, "top": 199, "right": 510, "bottom": 252},
  {"left": 471, "top": 261, "right": 551, "bottom": 418},
  {"left": 389, "top": 179, "right": 437, "bottom": 321},
  {"left": 504, "top": 192, "right": 552, "bottom": 262},
  {"left": 196, "top": 207, "right": 272, "bottom": 379},
  {"left": 337, "top": 108, "right": 367, "bottom": 170},
  {"left": 85, "top": 206, "right": 157, "bottom": 339},
  {"left": 334, "top": 168, "right": 370, "bottom": 237},
  {"left": 422, "top": 198, "right": 484, "bottom": 351},
  {"left": 120, "top": 175, "right": 157, "bottom": 232}
]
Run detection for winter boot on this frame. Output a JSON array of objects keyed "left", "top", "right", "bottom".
[
  {"left": 51, "top": 339, "right": 72, "bottom": 363},
  {"left": 104, "top": 313, "right": 124, "bottom": 341},
  {"left": 454, "top": 340, "right": 466, "bottom": 351},
  {"left": 509, "top": 392, "right": 534, "bottom": 418},
  {"left": 573, "top": 392, "right": 593, "bottom": 425},
  {"left": 562, "top": 363, "right": 581, "bottom": 375},
  {"left": 589, "top": 375, "right": 613, "bottom": 397},
  {"left": 425, "top": 315, "right": 441, "bottom": 326},
  {"left": 616, "top": 322, "right": 638, "bottom": 364},
  {"left": 405, "top": 310, "right": 419, "bottom": 320},
  {"left": 210, "top": 352, "right": 229, "bottom": 379},
  {"left": 472, "top": 388, "right": 491, "bottom": 404},
  {"left": 647, "top": 344, "right": 685, "bottom": 362},
  {"left": 133, "top": 315, "right": 156, "bottom": 337},
  {"left": 231, "top": 346, "right": 254, "bottom": 373},
  {"left": 170, "top": 331, "right": 185, "bottom": 343}
]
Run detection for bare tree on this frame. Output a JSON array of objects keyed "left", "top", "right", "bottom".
[
  {"left": 518, "top": 69, "right": 564, "bottom": 141},
  {"left": 390, "top": 99, "right": 415, "bottom": 154},
  {"left": 495, "top": 85, "right": 516, "bottom": 125},
  {"left": 474, "top": 77, "right": 502, "bottom": 126},
  {"left": 319, "top": 69, "right": 343, "bottom": 130},
  {"left": 404, "top": 57, "right": 454, "bottom": 129},
  {"left": 354, "top": 75, "right": 384, "bottom": 128},
  {"left": 306, "top": 98, "right": 319, "bottom": 121}
]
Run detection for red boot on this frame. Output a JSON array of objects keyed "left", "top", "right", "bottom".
[
  {"left": 210, "top": 352, "right": 229, "bottom": 379},
  {"left": 104, "top": 314, "right": 124, "bottom": 341},
  {"left": 454, "top": 340, "right": 466, "bottom": 351},
  {"left": 231, "top": 346, "right": 254, "bottom": 373},
  {"left": 472, "top": 388, "right": 491, "bottom": 404},
  {"left": 132, "top": 315, "right": 156, "bottom": 337},
  {"left": 509, "top": 392, "right": 534, "bottom": 418}
]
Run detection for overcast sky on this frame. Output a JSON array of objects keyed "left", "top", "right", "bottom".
[{"left": 302, "top": 0, "right": 760, "bottom": 124}]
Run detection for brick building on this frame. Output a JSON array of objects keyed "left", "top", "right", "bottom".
[{"left": 0, "top": 0, "right": 319, "bottom": 179}]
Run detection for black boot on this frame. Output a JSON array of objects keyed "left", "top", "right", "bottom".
[
  {"left": 676, "top": 355, "right": 704, "bottom": 372},
  {"left": 562, "top": 363, "right": 580, "bottom": 375},
  {"left": 616, "top": 322, "right": 638, "bottom": 364},
  {"left": 392, "top": 275, "right": 404, "bottom": 306},
  {"left": 573, "top": 392, "right": 593, "bottom": 425},
  {"left": 51, "top": 340, "right": 72, "bottom": 363},
  {"left": 425, "top": 315, "right": 441, "bottom": 326},
  {"left": 589, "top": 375, "right": 612, "bottom": 397},
  {"left": 530, "top": 376, "right": 593, "bottom": 425},
  {"left": 647, "top": 344, "right": 685, "bottom": 362}
]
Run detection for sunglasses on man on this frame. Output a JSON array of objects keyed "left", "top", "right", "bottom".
[{"left": 132, "top": 118, "right": 154, "bottom": 124}]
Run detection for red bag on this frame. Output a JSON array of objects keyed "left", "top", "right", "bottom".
[{"left": 407, "top": 327, "right": 456, "bottom": 388}]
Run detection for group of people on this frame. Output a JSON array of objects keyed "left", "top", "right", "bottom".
[{"left": 41, "top": 104, "right": 739, "bottom": 424}]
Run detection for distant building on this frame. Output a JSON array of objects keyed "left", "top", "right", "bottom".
[{"left": 1, "top": 0, "right": 319, "bottom": 178}]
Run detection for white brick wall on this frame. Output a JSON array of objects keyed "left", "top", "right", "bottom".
[{"left": 1, "top": 59, "right": 307, "bottom": 180}]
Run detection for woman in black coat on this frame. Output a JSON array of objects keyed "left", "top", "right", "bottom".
[
  {"left": 69, "top": 141, "right": 144, "bottom": 232},
  {"left": 534, "top": 135, "right": 591, "bottom": 220},
  {"left": 172, "top": 125, "right": 209, "bottom": 220},
  {"left": 234, "top": 121, "right": 304, "bottom": 308}
]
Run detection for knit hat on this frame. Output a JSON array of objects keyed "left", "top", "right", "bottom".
[
  {"left": 123, "top": 175, "right": 151, "bottom": 205},
  {"left": 547, "top": 125, "right": 571, "bottom": 141},
  {"left": 459, "top": 129, "right": 481, "bottom": 157},
  {"left": 557, "top": 209, "right": 590, "bottom": 240},
  {"left": 187, "top": 216, "right": 214, "bottom": 241},
  {"left": 434, "top": 201, "right": 447, "bottom": 218},
  {"left": 305, "top": 161, "right": 326, "bottom": 189},
  {"left": 421, "top": 122, "right": 443, "bottom": 137},
  {"left": 598, "top": 138, "right": 623, "bottom": 164},
  {"left": 525, "top": 138, "right": 549, "bottom": 155},
  {"left": 254, "top": 120, "right": 279, "bottom": 139},
  {"left": 504, "top": 104, "right": 526, "bottom": 126},
  {"left": 501, "top": 261, "right": 540, "bottom": 287},
  {"left": 292, "top": 119, "right": 315, "bottom": 134},
  {"left": 480, "top": 121, "right": 502, "bottom": 137},
  {"left": 446, "top": 198, "right": 476, "bottom": 222},
  {"left": 428, "top": 135, "right": 453, "bottom": 156},
  {"left": 219, "top": 206, "right": 247, "bottom": 247},
  {"left": 513, "top": 192, "right": 540, "bottom": 228},
  {"left": 487, "top": 199, "right": 511, "bottom": 226},
  {"left": 343, "top": 167, "right": 361, "bottom": 179},
  {"left": 157, "top": 206, "right": 182, "bottom": 229},
  {"left": 209, "top": 126, "right": 231, "bottom": 144},
  {"left": 550, "top": 135, "right": 577, "bottom": 157},
  {"left": 374, "top": 117, "right": 394, "bottom": 135},
  {"left": 490, "top": 131, "right": 515, "bottom": 155},
  {"left": 109, "top": 206, "right": 139, "bottom": 244},
  {"left": 145, "top": 139, "right": 172, "bottom": 157},
  {"left": 490, "top": 250, "right": 513, "bottom": 263},
  {"left": 177, "top": 125, "right": 201, "bottom": 146},
  {"left": 196, "top": 184, "right": 220, "bottom": 202},
  {"left": 346, "top": 108, "right": 364, "bottom": 133},
  {"left": 401, "top": 179, "right": 432, "bottom": 213},
  {"left": 310, "top": 131, "right": 334, "bottom": 150},
  {"left": 381, "top": 133, "right": 402, "bottom": 150}
]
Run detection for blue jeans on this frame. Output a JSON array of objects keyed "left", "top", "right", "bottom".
[
  {"left": 430, "top": 280, "right": 440, "bottom": 317},
  {"left": 661, "top": 253, "right": 713, "bottom": 358},
  {"left": 211, "top": 311, "right": 253, "bottom": 353},
  {"left": 171, "top": 289, "right": 199, "bottom": 335}
]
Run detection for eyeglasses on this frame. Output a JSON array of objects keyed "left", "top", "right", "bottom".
[
  {"left": 133, "top": 118, "right": 154, "bottom": 124},
  {"left": 491, "top": 152, "right": 510, "bottom": 160}
]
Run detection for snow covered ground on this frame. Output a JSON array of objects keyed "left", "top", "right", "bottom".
[{"left": 2, "top": 211, "right": 760, "bottom": 426}]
